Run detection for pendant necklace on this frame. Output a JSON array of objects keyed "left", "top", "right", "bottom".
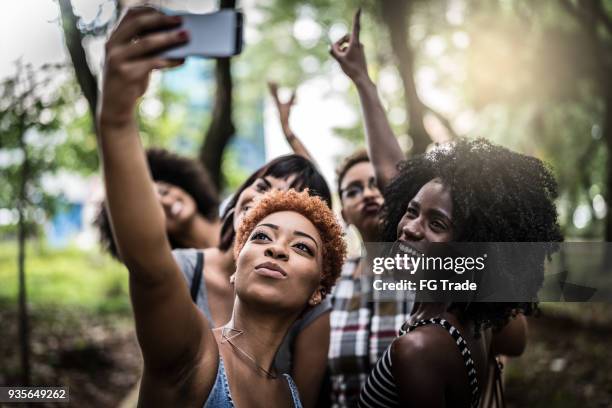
[{"left": 221, "top": 325, "right": 277, "bottom": 379}]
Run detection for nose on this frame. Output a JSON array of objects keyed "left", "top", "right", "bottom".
[
  {"left": 401, "top": 219, "right": 425, "bottom": 241},
  {"left": 264, "top": 245, "right": 289, "bottom": 261},
  {"left": 363, "top": 184, "right": 380, "bottom": 200},
  {"left": 159, "top": 194, "right": 174, "bottom": 207}
]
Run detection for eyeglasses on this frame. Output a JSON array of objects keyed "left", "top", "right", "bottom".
[{"left": 340, "top": 178, "right": 380, "bottom": 200}]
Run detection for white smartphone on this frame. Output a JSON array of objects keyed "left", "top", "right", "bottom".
[{"left": 160, "top": 9, "right": 243, "bottom": 58}]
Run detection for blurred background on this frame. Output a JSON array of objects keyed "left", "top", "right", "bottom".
[{"left": 1, "top": 0, "right": 612, "bottom": 406}]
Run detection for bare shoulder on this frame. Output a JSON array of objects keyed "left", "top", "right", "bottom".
[{"left": 391, "top": 325, "right": 456, "bottom": 370}]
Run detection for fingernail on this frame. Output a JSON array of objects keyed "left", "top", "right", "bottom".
[{"left": 178, "top": 30, "right": 189, "bottom": 41}]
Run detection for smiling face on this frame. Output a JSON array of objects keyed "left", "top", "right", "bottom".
[
  {"left": 233, "top": 174, "right": 298, "bottom": 231},
  {"left": 340, "top": 161, "right": 383, "bottom": 239},
  {"left": 155, "top": 181, "right": 198, "bottom": 235},
  {"left": 396, "top": 179, "right": 454, "bottom": 254},
  {"left": 234, "top": 211, "right": 324, "bottom": 314}
]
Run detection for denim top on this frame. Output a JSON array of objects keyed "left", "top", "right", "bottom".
[{"left": 204, "top": 357, "right": 303, "bottom": 407}]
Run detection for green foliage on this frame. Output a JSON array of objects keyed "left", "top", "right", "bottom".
[
  {"left": 0, "top": 63, "right": 98, "bottom": 226},
  {"left": 0, "top": 241, "right": 130, "bottom": 314}
]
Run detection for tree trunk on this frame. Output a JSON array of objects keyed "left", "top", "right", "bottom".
[
  {"left": 58, "top": 0, "right": 98, "bottom": 126},
  {"left": 379, "top": 0, "right": 431, "bottom": 155},
  {"left": 605, "top": 101, "right": 612, "bottom": 241},
  {"left": 17, "top": 127, "right": 30, "bottom": 386},
  {"left": 602, "top": 92, "right": 612, "bottom": 270},
  {"left": 199, "top": 0, "right": 237, "bottom": 190}
]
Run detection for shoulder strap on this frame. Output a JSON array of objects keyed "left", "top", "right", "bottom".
[
  {"left": 402, "top": 318, "right": 481, "bottom": 408},
  {"left": 494, "top": 357, "right": 506, "bottom": 408},
  {"left": 190, "top": 250, "right": 204, "bottom": 303}
]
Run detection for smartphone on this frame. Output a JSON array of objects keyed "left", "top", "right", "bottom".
[{"left": 160, "top": 9, "right": 243, "bottom": 58}]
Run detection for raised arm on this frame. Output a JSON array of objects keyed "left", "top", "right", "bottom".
[
  {"left": 268, "top": 81, "right": 315, "bottom": 162},
  {"left": 330, "top": 9, "right": 404, "bottom": 189},
  {"left": 97, "top": 7, "right": 216, "bottom": 386}
]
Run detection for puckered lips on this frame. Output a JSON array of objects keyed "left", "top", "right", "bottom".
[
  {"left": 254, "top": 261, "right": 288, "bottom": 280},
  {"left": 361, "top": 201, "right": 381, "bottom": 217}
]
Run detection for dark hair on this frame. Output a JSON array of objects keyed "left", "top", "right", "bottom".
[
  {"left": 95, "top": 148, "right": 219, "bottom": 260},
  {"left": 218, "top": 154, "right": 332, "bottom": 251},
  {"left": 335, "top": 149, "right": 370, "bottom": 199},
  {"left": 381, "top": 138, "right": 563, "bottom": 332}
]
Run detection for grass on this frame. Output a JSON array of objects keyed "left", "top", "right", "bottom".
[{"left": 0, "top": 240, "right": 131, "bottom": 315}]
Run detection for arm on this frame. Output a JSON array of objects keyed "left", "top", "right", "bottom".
[
  {"left": 268, "top": 81, "right": 315, "bottom": 162},
  {"left": 330, "top": 9, "right": 404, "bottom": 189},
  {"left": 291, "top": 311, "right": 330, "bottom": 408},
  {"left": 97, "top": 7, "right": 216, "bottom": 382},
  {"left": 491, "top": 313, "right": 528, "bottom": 357},
  {"left": 391, "top": 332, "right": 446, "bottom": 408}
]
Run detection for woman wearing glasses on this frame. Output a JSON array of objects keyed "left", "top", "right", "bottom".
[{"left": 326, "top": 150, "right": 412, "bottom": 407}]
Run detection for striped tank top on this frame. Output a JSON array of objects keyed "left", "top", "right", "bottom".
[{"left": 359, "top": 317, "right": 480, "bottom": 408}]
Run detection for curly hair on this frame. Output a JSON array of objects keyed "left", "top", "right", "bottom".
[
  {"left": 95, "top": 148, "right": 219, "bottom": 260},
  {"left": 219, "top": 154, "right": 332, "bottom": 251},
  {"left": 234, "top": 189, "right": 346, "bottom": 298},
  {"left": 335, "top": 149, "right": 370, "bottom": 198},
  {"left": 380, "top": 138, "right": 563, "bottom": 333}
]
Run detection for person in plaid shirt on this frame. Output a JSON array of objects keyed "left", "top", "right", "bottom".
[
  {"left": 328, "top": 150, "right": 413, "bottom": 407},
  {"left": 327, "top": 9, "right": 418, "bottom": 406}
]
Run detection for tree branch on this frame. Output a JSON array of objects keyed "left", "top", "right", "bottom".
[
  {"left": 379, "top": 0, "right": 432, "bottom": 155},
  {"left": 198, "top": 0, "right": 237, "bottom": 189},
  {"left": 423, "top": 103, "right": 459, "bottom": 140},
  {"left": 590, "top": 0, "right": 612, "bottom": 36},
  {"left": 58, "top": 0, "right": 98, "bottom": 127}
]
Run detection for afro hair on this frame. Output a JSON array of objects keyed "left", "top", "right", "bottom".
[
  {"left": 95, "top": 148, "right": 219, "bottom": 260},
  {"left": 380, "top": 138, "right": 563, "bottom": 333}
]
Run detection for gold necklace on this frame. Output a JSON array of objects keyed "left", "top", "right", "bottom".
[{"left": 221, "top": 326, "right": 278, "bottom": 379}]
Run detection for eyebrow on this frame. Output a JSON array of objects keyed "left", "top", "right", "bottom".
[
  {"left": 260, "top": 223, "right": 319, "bottom": 249},
  {"left": 260, "top": 223, "right": 279, "bottom": 230},
  {"left": 409, "top": 201, "right": 452, "bottom": 223},
  {"left": 294, "top": 231, "right": 319, "bottom": 249},
  {"left": 429, "top": 209, "right": 452, "bottom": 223}
]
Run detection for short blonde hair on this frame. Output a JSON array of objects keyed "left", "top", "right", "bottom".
[{"left": 234, "top": 189, "right": 346, "bottom": 297}]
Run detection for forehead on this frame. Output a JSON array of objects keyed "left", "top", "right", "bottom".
[
  {"left": 259, "top": 173, "right": 298, "bottom": 189},
  {"left": 155, "top": 180, "right": 179, "bottom": 191},
  {"left": 341, "top": 161, "right": 374, "bottom": 186},
  {"left": 257, "top": 211, "right": 321, "bottom": 243},
  {"left": 412, "top": 179, "right": 453, "bottom": 211}
]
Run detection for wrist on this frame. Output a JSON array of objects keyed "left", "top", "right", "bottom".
[
  {"left": 97, "top": 103, "right": 137, "bottom": 131},
  {"left": 353, "top": 75, "right": 375, "bottom": 90},
  {"left": 282, "top": 125, "right": 294, "bottom": 138}
]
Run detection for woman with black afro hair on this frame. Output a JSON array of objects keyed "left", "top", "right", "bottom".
[
  {"left": 357, "top": 138, "right": 562, "bottom": 408},
  {"left": 332, "top": 10, "right": 563, "bottom": 408},
  {"left": 96, "top": 147, "right": 220, "bottom": 259}
]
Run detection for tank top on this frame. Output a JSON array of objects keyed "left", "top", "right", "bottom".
[{"left": 359, "top": 317, "right": 480, "bottom": 408}]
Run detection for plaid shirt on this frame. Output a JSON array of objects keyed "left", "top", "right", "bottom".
[{"left": 328, "top": 257, "right": 414, "bottom": 408}]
